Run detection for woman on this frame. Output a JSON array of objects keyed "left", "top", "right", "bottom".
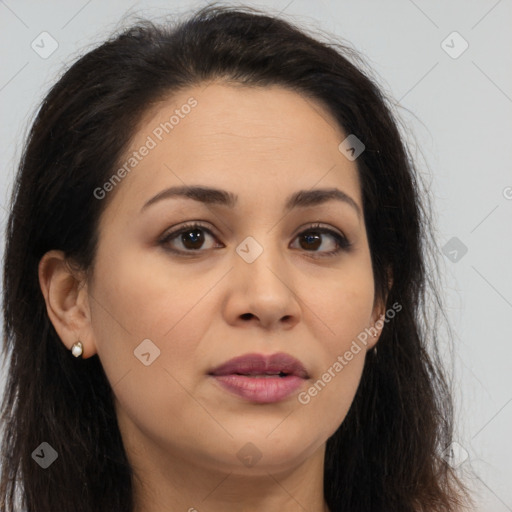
[{"left": 0, "top": 4, "right": 474, "bottom": 511}]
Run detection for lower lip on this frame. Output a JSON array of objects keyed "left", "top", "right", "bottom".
[{"left": 210, "top": 374, "right": 305, "bottom": 403}]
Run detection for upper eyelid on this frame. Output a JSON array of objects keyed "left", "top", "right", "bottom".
[{"left": 162, "top": 221, "right": 346, "bottom": 237}]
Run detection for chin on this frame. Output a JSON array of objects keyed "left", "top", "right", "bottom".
[{"left": 196, "top": 431, "right": 323, "bottom": 475}]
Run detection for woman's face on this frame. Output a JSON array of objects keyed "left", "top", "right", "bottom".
[{"left": 84, "top": 82, "right": 381, "bottom": 475}]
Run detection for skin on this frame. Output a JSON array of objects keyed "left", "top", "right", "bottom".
[{"left": 39, "top": 82, "right": 386, "bottom": 512}]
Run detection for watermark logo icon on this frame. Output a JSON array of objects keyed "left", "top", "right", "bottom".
[
  {"left": 237, "top": 442, "right": 263, "bottom": 467},
  {"left": 32, "top": 442, "right": 58, "bottom": 469},
  {"left": 441, "top": 31, "right": 469, "bottom": 59},
  {"left": 440, "top": 441, "right": 469, "bottom": 469},
  {"left": 134, "top": 338, "right": 161, "bottom": 366},
  {"left": 31, "top": 32, "right": 58, "bottom": 59},
  {"left": 236, "top": 236, "right": 264, "bottom": 263},
  {"left": 442, "top": 237, "right": 468, "bottom": 263},
  {"left": 338, "top": 134, "right": 365, "bottom": 161}
]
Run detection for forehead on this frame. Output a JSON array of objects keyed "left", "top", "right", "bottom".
[{"left": 100, "top": 82, "right": 363, "bottom": 219}]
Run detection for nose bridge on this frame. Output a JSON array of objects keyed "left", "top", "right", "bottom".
[{"left": 234, "top": 229, "right": 292, "bottom": 297}]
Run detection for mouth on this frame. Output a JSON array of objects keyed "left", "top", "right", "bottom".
[
  {"left": 208, "top": 352, "right": 309, "bottom": 403},
  {"left": 230, "top": 371, "right": 289, "bottom": 377}
]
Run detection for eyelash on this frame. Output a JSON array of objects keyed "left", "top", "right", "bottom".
[{"left": 158, "top": 222, "right": 352, "bottom": 259}]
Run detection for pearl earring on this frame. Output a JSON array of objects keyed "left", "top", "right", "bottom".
[{"left": 71, "top": 341, "right": 83, "bottom": 358}]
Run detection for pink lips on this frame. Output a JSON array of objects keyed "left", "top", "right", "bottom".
[{"left": 208, "top": 352, "right": 309, "bottom": 403}]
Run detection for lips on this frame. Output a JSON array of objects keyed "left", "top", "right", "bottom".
[
  {"left": 208, "top": 352, "right": 309, "bottom": 379},
  {"left": 208, "top": 352, "right": 309, "bottom": 403}
]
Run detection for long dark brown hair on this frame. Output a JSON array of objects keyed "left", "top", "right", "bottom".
[{"left": 1, "top": 4, "right": 474, "bottom": 511}]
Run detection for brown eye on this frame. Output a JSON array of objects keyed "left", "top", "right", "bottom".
[
  {"left": 159, "top": 223, "right": 222, "bottom": 254},
  {"left": 179, "top": 228, "right": 206, "bottom": 250},
  {"left": 291, "top": 224, "right": 351, "bottom": 257},
  {"left": 299, "top": 232, "right": 322, "bottom": 251}
]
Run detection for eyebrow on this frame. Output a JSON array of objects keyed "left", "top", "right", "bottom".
[{"left": 141, "top": 185, "right": 362, "bottom": 218}]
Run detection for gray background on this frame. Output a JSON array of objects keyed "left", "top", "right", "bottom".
[{"left": 1, "top": 1, "right": 511, "bottom": 510}]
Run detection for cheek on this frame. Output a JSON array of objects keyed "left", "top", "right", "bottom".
[
  {"left": 298, "top": 352, "right": 366, "bottom": 442},
  {"left": 296, "top": 259, "right": 374, "bottom": 431},
  {"left": 312, "top": 261, "right": 375, "bottom": 352},
  {"left": 90, "top": 242, "right": 210, "bottom": 341},
  {"left": 87, "top": 246, "right": 220, "bottom": 446},
  {"left": 88, "top": 242, "right": 223, "bottom": 385},
  {"left": 295, "top": 289, "right": 372, "bottom": 441}
]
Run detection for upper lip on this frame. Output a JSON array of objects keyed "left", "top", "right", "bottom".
[{"left": 209, "top": 352, "right": 309, "bottom": 378}]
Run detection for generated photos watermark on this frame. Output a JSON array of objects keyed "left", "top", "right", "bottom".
[
  {"left": 297, "top": 301, "right": 402, "bottom": 405},
  {"left": 93, "top": 96, "right": 198, "bottom": 200}
]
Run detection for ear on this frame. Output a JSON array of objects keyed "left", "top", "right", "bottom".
[
  {"left": 38, "top": 250, "right": 97, "bottom": 358},
  {"left": 368, "top": 267, "right": 394, "bottom": 350}
]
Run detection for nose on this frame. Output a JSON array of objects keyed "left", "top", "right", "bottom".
[{"left": 227, "top": 235, "right": 302, "bottom": 330}]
